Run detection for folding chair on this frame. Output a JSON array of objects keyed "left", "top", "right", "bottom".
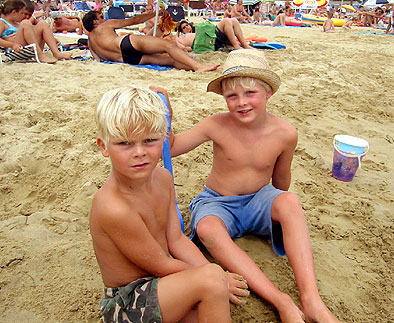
[{"left": 0, "top": 44, "right": 40, "bottom": 64}]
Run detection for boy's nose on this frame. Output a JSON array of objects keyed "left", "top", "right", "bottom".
[
  {"left": 238, "top": 95, "right": 248, "bottom": 106},
  {"left": 132, "top": 144, "right": 146, "bottom": 157}
]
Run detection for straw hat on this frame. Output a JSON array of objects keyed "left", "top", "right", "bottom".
[{"left": 207, "top": 49, "right": 281, "bottom": 95}]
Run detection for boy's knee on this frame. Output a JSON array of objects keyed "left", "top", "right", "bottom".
[
  {"left": 20, "top": 20, "right": 33, "bottom": 27},
  {"left": 273, "top": 192, "right": 304, "bottom": 217},
  {"left": 196, "top": 217, "right": 225, "bottom": 249},
  {"left": 198, "top": 264, "right": 228, "bottom": 294}
]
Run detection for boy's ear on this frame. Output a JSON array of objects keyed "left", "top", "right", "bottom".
[
  {"left": 266, "top": 88, "right": 273, "bottom": 100},
  {"left": 97, "top": 138, "right": 109, "bottom": 157}
]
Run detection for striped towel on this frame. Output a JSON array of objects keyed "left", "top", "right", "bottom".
[{"left": 2, "top": 44, "right": 39, "bottom": 63}]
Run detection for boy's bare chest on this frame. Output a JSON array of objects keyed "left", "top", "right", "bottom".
[
  {"left": 134, "top": 192, "right": 169, "bottom": 233},
  {"left": 214, "top": 132, "right": 282, "bottom": 167}
]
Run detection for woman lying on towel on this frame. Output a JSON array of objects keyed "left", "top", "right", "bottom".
[{"left": 0, "top": 0, "right": 71, "bottom": 63}]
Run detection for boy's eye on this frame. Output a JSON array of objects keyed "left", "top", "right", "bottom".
[
  {"left": 246, "top": 90, "right": 256, "bottom": 95},
  {"left": 119, "top": 141, "right": 130, "bottom": 145},
  {"left": 145, "top": 138, "right": 158, "bottom": 143}
]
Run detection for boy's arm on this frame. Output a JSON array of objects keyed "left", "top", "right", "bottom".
[
  {"left": 98, "top": 199, "right": 192, "bottom": 276},
  {"left": 165, "top": 175, "right": 210, "bottom": 266},
  {"left": 170, "top": 117, "right": 212, "bottom": 157},
  {"left": 271, "top": 126, "right": 298, "bottom": 191}
]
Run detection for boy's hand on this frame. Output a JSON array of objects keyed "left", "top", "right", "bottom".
[
  {"left": 226, "top": 272, "right": 249, "bottom": 305},
  {"left": 149, "top": 86, "right": 172, "bottom": 120}
]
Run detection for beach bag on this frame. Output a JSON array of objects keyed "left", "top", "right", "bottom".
[{"left": 192, "top": 21, "right": 216, "bottom": 54}]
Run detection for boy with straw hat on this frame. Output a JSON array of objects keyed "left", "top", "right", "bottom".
[{"left": 169, "top": 49, "right": 340, "bottom": 322}]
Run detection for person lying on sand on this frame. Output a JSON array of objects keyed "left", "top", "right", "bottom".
[
  {"left": 90, "top": 85, "right": 249, "bottom": 323},
  {"left": 51, "top": 15, "right": 85, "bottom": 35},
  {"left": 169, "top": 49, "right": 341, "bottom": 323},
  {"left": 175, "top": 18, "right": 254, "bottom": 52},
  {"left": 0, "top": 0, "right": 71, "bottom": 63},
  {"left": 82, "top": 10, "right": 219, "bottom": 72}
]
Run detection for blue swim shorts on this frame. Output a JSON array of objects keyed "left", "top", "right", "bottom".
[{"left": 189, "top": 185, "right": 286, "bottom": 256}]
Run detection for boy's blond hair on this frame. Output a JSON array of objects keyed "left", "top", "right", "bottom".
[
  {"left": 96, "top": 86, "right": 168, "bottom": 146},
  {"left": 222, "top": 77, "right": 272, "bottom": 94}
]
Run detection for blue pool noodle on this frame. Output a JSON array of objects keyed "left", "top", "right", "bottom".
[{"left": 157, "top": 92, "right": 185, "bottom": 233}]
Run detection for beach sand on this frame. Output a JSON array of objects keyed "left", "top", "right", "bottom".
[{"left": 1, "top": 22, "right": 393, "bottom": 322}]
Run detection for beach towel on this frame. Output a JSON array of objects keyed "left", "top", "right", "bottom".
[
  {"left": 355, "top": 31, "right": 394, "bottom": 36},
  {"left": 72, "top": 53, "right": 174, "bottom": 71},
  {"left": 0, "top": 44, "right": 39, "bottom": 63},
  {"left": 251, "top": 42, "right": 286, "bottom": 50}
]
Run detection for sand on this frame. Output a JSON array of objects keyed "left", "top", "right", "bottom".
[{"left": 0, "top": 21, "right": 393, "bottom": 323}]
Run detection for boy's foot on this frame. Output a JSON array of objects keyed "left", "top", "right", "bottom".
[
  {"left": 277, "top": 294, "right": 305, "bottom": 323},
  {"left": 301, "top": 296, "right": 340, "bottom": 323}
]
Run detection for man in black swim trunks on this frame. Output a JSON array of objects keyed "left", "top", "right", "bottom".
[{"left": 82, "top": 10, "right": 219, "bottom": 72}]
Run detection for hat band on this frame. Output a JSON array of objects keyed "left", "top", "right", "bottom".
[{"left": 223, "top": 66, "right": 249, "bottom": 76}]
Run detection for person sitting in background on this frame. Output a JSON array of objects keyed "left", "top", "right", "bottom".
[
  {"left": 212, "top": 0, "right": 224, "bottom": 15},
  {"left": 175, "top": 18, "right": 254, "bottom": 52},
  {"left": 231, "top": 0, "right": 252, "bottom": 23},
  {"left": 224, "top": 4, "right": 232, "bottom": 18},
  {"left": 0, "top": 0, "right": 71, "bottom": 63},
  {"left": 323, "top": 11, "right": 335, "bottom": 32},
  {"left": 139, "top": 3, "right": 155, "bottom": 34},
  {"left": 22, "top": 0, "right": 47, "bottom": 24},
  {"left": 385, "top": 5, "right": 394, "bottom": 33},
  {"left": 145, "top": 10, "right": 176, "bottom": 40}
]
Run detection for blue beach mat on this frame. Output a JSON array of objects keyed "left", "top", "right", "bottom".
[
  {"left": 251, "top": 42, "right": 286, "bottom": 50},
  {"left": 101, "top": 60, "right": 174, "bottom": 70},
  {"left": 72, "top": 52, "right": 174, "bottom": 71}
]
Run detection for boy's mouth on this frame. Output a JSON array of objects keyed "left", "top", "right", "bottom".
[
  {"left": 238, "top": 109, "right": 252, "bottom": 115},
  {"left": 132, "top": 162, "right": 149, "bottom": 170}
]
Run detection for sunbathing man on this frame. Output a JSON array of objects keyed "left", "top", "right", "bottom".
[
  {"left": 51, "top": 15, "right": 84, "bottom": 35},
  {"left": 231, "top": 0, "right": 252, "bottom": 23},
  {"left": 175, "top": 18, "right": 254, "bottom": 52},
  {"left": 82, "top": 10, "right": 219, "bottom": 72}
]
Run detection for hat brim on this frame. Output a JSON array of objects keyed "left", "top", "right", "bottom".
[{"left": 207, "top": 68, "right": 281, "bottom": 95}]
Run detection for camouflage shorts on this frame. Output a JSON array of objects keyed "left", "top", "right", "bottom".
[{"left": 100, "top": 277, "right": 162, "bottom": 323}]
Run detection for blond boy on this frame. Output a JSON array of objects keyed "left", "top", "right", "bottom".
[
  {"left": 170, "top": 50, "right": 340, "bottom": 323},
  {"left": 90, "top": 86, "right": 248, "bottom": 323}
]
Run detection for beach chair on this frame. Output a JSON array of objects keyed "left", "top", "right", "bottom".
[
  {"left": 107, "top": 6, "right": 126, "bottom": 19},
  {"left": 157, "top": 92, "right": 185, "bottom": 233},
  {"left": 73, "top": 1, "right": 93, "bottom": 12},
  {"left": 0, "top": 44, "right": 40, "bottom": 64}
]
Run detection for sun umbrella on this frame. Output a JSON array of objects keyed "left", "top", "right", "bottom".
[{"left": 362, "top": 0, "right": 394, "bottom": 7}]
